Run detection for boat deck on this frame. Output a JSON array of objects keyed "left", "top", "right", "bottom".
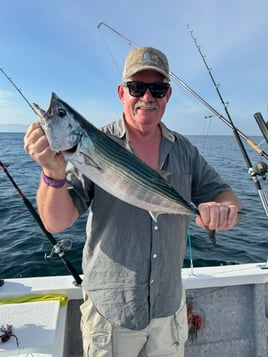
[{"left": 1, "top": 263, "right": 268, "bottom": 356}]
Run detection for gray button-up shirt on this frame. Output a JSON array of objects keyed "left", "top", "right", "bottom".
[{"left": 67, "top": 116, "right": 231, "bottom": 330}]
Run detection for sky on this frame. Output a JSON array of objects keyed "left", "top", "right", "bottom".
[{"left": 0, "top": 0, "right": 267, "bottom": 135}]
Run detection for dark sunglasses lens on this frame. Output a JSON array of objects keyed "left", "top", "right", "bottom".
[
  {"left": 126, "top": 82, "right": 170, "bottom": 98},
  {"left": 128, "top": 82, "right": 146, "bottom": 97},
  {"left": 150, "top": 83, "right": 169, "bottom": 98}
]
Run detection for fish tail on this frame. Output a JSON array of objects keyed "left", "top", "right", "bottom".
[{"left": 206, "top": 228, "right": 216, "bottom": 245}]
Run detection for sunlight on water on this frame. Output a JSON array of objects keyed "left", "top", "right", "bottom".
[{"left": 1, "top": 133, "right": 268, "bottom": 278}]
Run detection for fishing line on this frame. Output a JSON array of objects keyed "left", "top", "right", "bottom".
[
  {"left": 97, "top": 21, "right": 212, "bottom": 146},
  {"left": 0, "top": 160, "right": 82, "bottom": 285},
  {"left": 170, "top": 71, "right": 268, "bottom": 160},
  {"left": 187, "top": 228, "right": 194, "bottom": 275},
  {"left": 188, "top": 27, "right": 268, "bottom": 217},
  {"left": 0, "top": 68, "right": 83, "bottom": 283},
  {"left": 0, "top": 163, "right": 82, "bottom": 283},
  {"left": 0, "top": 68, "right": 37, "bottom": 115},
  {"left": 97, "top": 21, "right": 268, "bottom": 162},
  {"left": 97, "top": 25, "right": 122, "bottom": 78},
  {"left": 200, "top": 115, "right": 214, "bottom": 152}
]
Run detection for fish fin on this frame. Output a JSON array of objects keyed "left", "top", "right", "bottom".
[
  {"left": 32, "top": 103, "right": 46, "bottom": 117},
  {"left": 81, "top": 152, "right": 102, "bottom": 170},
  {"left": 157, "top": 170, "right": 172, "bottom": 181},
  {"left": 32, "top": 103, "right": 48, "bottom": 129},
  {"left": 149, "top": 211, "right": 159, "bottom": 222},
  {"left": 206, "top": 227, "right": 216, "bottom": 245}
]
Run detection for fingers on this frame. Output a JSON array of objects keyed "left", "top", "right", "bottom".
[
  {"left": 196, "top": 202, "right": 239, "bottom": 231},
  {"left": 24, "top": 122, "right": 47, "bottom": 154},
  {"left": 24, "top": 123, "right": 66, "bottom": 175},
  {"left": 24, "top": 123, "right": 51, "bottom": 162}
]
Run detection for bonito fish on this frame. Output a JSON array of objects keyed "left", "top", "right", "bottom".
[{"left": 33, "top": 92, "right": 215, "bottom": 243}]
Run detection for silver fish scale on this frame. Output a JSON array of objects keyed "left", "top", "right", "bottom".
[
  {"left": 83, "top": 126, "right": 198, "bottom": 215},
  {"left": 38, "top": 92, "right": 200, "bottom": 218}
]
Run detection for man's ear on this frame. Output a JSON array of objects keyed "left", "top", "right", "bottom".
[
  {"left": 117, "top": 84, "right": 125, "bottom": 104},
  {"left": 166, "top": 86, "right": 172, "bottom": 103}
]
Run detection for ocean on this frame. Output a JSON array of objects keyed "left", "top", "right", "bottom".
[{"left": 1, "top": 132, "right": 268, "bottom": 280}]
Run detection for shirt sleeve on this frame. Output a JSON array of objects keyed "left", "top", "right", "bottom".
[
  {"left": 66, "top": 162, "right": 94, "bottom": 215},
  {"left": 189, "top": 141, "right": 232, "bottom": 205}
]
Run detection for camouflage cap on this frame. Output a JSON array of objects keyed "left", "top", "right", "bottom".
[{"left": 122, "top": 46, "right": 170, "bottom": 81}]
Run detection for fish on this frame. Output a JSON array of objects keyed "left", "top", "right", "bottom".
[{"left": 32, "top": 92, "right": 216, "bottom": 244}]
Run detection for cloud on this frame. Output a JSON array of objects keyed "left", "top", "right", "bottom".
[{"left": 0, "top": 89, "right": 14, "bottom": 106}]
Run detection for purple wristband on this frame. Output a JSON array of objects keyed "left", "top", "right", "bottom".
[{"left": 41, "top": 171, "right": 66, "bottom": 188}]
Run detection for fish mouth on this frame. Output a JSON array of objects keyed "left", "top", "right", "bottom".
[
  {"left": 60, "top": 133, "right": 82, "bottom": 155},
  {"left": 63, "top": 145, "right": 78, "bottom": 154}
]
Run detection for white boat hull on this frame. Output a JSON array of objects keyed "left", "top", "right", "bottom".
[{"left": 1, "top": 263, "right": 268, "bottom": 356}]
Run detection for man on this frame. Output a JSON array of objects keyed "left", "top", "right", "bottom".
[{"left": 24, "top": 46, "right": 241, "bottom": 356}]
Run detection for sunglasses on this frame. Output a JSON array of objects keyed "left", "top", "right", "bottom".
[{"left": 124, "top": 81, "right": 170, "bottom": 98}]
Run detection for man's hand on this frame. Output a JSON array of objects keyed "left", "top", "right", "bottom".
[
  {"left": 196, "top": 201, "right": 240, "bottom": 231},
  {"left": 24, "top": 122, "right": 66, "bottom": 179}
]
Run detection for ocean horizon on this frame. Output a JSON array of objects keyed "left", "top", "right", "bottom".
[{"left": 1, "top": 132, "right": 268, "bottom": 279}]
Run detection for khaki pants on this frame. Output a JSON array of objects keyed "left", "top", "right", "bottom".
[{"left": 80, "top": 289, "right": 188, "bottom": 357}]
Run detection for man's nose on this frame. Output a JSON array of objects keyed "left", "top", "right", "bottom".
[{"left": 141, "top": 88, "right": 154, "bottom": 100}]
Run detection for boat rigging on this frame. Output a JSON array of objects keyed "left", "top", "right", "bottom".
[
  {"left": 97, "top": 21, "right": 268, "bottom": 162},
  {"left": 97, "top": 21, "right": 268, "bottom": 217},
  {"left": 188, "top": 27, "right": 268, "bottom": 217}
]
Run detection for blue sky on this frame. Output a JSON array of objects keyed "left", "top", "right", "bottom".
[{"left": 0, "top": 0, "right": 267, "bottom": 135}]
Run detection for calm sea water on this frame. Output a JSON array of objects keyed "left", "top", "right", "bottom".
[{"left": 1, "top": 132, "right": 268, "bottom": 279}]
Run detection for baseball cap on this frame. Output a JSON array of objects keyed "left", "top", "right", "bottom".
[{"left": 122, "top": 46, "right": 170, "bottom": 81}]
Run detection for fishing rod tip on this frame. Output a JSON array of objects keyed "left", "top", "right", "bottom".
[{"left": 97, "top": 21, "right": 103, "bottom": 28}]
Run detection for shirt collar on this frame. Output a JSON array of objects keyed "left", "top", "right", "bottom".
[
  {"left": 116, "top": 115, "right": 176, "bottom": 143},
  {"left": 159, "top": 121, "right": 176, "bottom": 143}
]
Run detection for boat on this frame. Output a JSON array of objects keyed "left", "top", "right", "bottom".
[
  {"left": 1, "top": 261, "right": 268, "bottom": 356},
  {"left": 1, "top": 39, "right": 268, "bottom": 355}
]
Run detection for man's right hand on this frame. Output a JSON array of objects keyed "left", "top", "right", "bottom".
[{"left": 24, "top": 122, "right": 66, "bottom": 180}]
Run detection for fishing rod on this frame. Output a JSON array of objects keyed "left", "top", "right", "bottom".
[
  {"left": 0, "top": 161, "right": 82, "bottom": 285},
  {"left": 254, "top": 112, "right": 268, "bottom": 145},
  {"left": 0, "top": 68, "right": 82, "bottom": 284},
  {"left": 188, "top": 28, "right": 268, "bottom": 217},
  {"left": 97, "top": 21, "right": 268, "bottom": 161},
  {"left": 170, "top": 71, "right": 268, "bottom": 160},
  {"left": 97, "top": 21, "right": 137, "bottom": 47},
  {"left": 98, "top": 21, "right": 268, "bottom": 215},
  {"left": 0, "top": 68, "right": 37, "bottom": 115}
]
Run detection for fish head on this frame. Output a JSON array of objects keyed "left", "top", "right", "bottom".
[{"left": 32, "top": 92, "right": 83, "bottom": 153}]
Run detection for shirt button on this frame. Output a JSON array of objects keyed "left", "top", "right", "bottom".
[
  {"left": 154, "top": 226, "right": 159, "bottom": 231},
  {"left": 153, "top": 254, "right": 157, "bottom": 258},
  {"left": 150, "top": 279, "right": 154, "bottom": 284}
]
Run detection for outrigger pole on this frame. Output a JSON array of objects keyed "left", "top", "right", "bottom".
[
  {"left": 97, "top": 21, "right": 268, "bottom": 216},
  {"left": 188, "top": 28, "right": 268, "bottom": 217},
  {"left": 0, "top": 160, "right": 82, "bottom": 285},
  {"left": 97, "top": 21, "right": 268, "bottom": 161}
]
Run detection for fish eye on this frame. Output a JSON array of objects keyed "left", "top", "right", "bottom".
[{"left": 58, "top": 108, "right": 66, "bottom": 118}]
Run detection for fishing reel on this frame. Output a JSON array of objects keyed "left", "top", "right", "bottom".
[
  {"left": 252, "top": 162, "right": 268, "bottom": 180},
  {"left": 45, "top": 239, "right": 72, "bottom": 261},
  {"left": 251, "top": 112, "right": 268, "bottom": 180}
]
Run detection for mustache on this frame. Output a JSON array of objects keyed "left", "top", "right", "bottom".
[{"left": 134, "top": 101, "right": 158, "bottom": 112}]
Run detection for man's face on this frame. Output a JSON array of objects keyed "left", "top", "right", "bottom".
[{"left": 118, "top": 70, "right": 171, "bottom": 132}]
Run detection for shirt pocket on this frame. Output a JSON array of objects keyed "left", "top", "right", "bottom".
[{"left": 172, "top": 288, "right": 188, "bottom": 347}]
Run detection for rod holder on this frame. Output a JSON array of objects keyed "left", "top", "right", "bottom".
[{"left": 254, "top": 112, "right": 268, "bottom": 144}]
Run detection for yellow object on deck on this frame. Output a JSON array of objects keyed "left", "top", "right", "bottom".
[{"left": 0, "top": 294, "right": 68, "bottom": 307}]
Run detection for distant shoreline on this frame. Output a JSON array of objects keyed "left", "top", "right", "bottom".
[{"left": 0, "top": 124, "right": 28, "bottom": 133}]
